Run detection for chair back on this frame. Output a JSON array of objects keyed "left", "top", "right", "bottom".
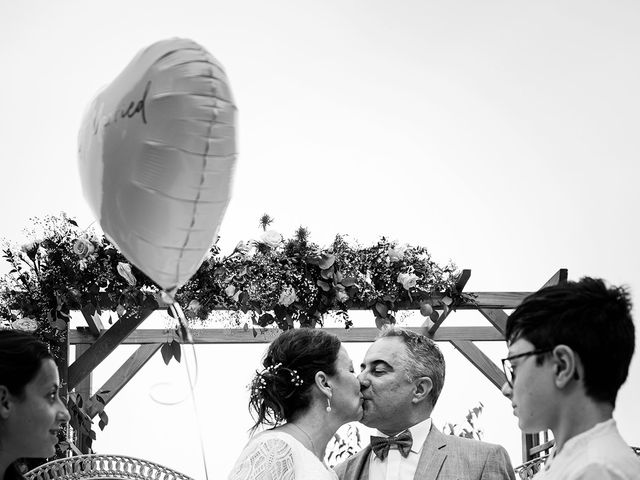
[{"left": 25, "top": 454, "right": 193, "bottom": 480}]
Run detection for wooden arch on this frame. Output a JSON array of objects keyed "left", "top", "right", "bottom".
[{"left": 63, "top": 268, "right": 567, "bottom": 462}]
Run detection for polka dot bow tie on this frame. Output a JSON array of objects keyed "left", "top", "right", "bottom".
[{"left": 370, "top": 430, "right": 413, "bottom": 460}]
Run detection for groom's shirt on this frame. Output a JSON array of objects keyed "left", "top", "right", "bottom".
[{"left": 369, "top": 417, "right": 432, "bottom": 480}]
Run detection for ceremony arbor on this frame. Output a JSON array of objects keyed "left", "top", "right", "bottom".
[{"left": 65, "top": 268, "right": 567, "bottom": 464}]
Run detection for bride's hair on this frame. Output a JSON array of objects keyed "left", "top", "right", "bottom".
[{"left": 248, "top": 328, "right": 341, "bottom": 432}]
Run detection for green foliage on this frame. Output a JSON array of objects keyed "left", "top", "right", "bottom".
[{"left": 443, "top": 402, "right": 484, "bottom": 441}]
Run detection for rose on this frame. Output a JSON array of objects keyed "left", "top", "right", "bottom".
[
  {"left": 187, "top": 300, "right": 202, "bottom": 313},
  {"left": 259, "top": 230, "right": 283, "bottom": 248},
  {"left": 117, "top": 262, "right": 137, "bottom": 286},
  {"left": 335, "top": 285, "right": 349, "bottom": 303},
  {"left": 397, "top": 272, "right": 419, "bottom": 290},
  {"left": 12, "top": 317, "right": 39, "bottom": 332},
  {"left": 278, "top": 286, "right": 297, "bottom": 307},
  {"left": 72, "top": 238, "right": 95, "bottom": 259},
  {"left": 225, "top": 285, "right": 236, "bottom": 297},
  {"left": 388, "top": 245, "right": 408, "bottom": 263}
]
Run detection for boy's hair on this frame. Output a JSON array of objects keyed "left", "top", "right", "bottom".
[{"left": 506, "top": 277, "right": 635, "bottom": 405}]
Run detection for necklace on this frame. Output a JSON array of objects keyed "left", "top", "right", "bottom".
[{"left": 289, "top": 423, "right": 317, "bottom": 455}]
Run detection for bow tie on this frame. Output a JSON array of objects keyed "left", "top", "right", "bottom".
[{"left": 370, "top": 430, "right": 413, "bottom": 460}]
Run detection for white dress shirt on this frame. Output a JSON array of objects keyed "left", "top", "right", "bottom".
[
  {"left": 368, "top": 418, "right": 432, "bottom": 480},
  {"left": 534, "top": 419, "right": 640, "bottom": 480}
]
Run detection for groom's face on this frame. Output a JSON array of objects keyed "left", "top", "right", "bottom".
[{"left": 358, "top": 337, "right": 416, "bottom": 435}]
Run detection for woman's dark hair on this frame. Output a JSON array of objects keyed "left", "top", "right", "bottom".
[
  {"left": 248, "top": 328, "right": 341, "bottom": 432},
  {"left": 0, "top": 330, "right": 53, "bottom": 399},
  {"left": 0, "top": 330, "right": 53, "bottom": 480}
]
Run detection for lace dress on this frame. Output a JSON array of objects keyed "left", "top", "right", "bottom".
[{"left": 228, "top": 430, "right": 338, "bottom": 480}]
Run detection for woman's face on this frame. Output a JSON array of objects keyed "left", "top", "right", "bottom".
[
  {"left": 328, "top": 346, "right": 364, "bottom": 423},
  {"left": 6, "top": 358, "right": 70, "bottom": 458}
]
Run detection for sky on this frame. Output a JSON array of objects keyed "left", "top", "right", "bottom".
[{"left": 1, "top": 0, "right": 639, "bottom": 478}]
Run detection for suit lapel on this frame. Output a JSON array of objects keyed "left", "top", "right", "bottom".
[
  {"left": 345, "top": 445, "right": 372, "bottom": 480},
  {"left": 414, "top": 426, "right": 447, "bottom": 480}
]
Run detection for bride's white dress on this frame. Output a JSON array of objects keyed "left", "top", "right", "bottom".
[{"left": 228, "top": 430, "right": 338, "bottom": 480}]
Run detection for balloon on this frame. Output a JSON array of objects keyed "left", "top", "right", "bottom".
[{"left": 78, "top": 38, "right": 237, "bottom": 294}]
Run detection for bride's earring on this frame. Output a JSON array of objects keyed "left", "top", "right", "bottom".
[{"left": 326, "top": 397, "right": 332, "bottom": 413}]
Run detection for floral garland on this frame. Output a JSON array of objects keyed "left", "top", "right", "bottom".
[{"left": 0, "top": 213, "right": 471, "bottom": 339}]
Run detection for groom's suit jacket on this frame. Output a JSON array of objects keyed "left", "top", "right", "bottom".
[{"left": 334, "top": 426, "right": 515, "bottom": 480}]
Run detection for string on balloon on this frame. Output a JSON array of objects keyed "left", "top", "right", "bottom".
[{"left": 165, "top": 298, "right": 209, "bottom": 480}]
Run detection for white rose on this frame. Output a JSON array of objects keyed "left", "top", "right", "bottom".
[
  {"left": 72, "top": 238, "right": 95, "bottom": 259},
  {"left": 397, "top": 272, "right": 419, "bottom": 291},
  {"left": 388, "top": 245, "right": 407, "bottom": 263},
  {"left": 117, "top": 262, "right": 137, "bottom": 286},
  {"left": 278, "top": 286, "right": 298, "bottom": 307},
  {"left": 260, "top": 230, "right": 283, "bottom": 248},
  {"left": 12, "top": 317, "right": 39, "bottom": 332},
  {"left": 225, "top": 285, "right": 236, "bottom": 297},
  {"left": 335, "top": 285, "right": 349, "bottom": 303},
  {"left": 187, "top": 300, "right": 202, "bottom": 313}
]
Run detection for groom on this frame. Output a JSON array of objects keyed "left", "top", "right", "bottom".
[{"left": 335, "top": 327, "right": 515, "bottom": 480}]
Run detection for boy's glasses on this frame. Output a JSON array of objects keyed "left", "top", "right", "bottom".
[{"left": 501, "top": 348, "right": 554, "bottom": 387}]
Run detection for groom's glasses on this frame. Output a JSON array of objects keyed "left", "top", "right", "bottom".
[{"left": 501, "top": 348, "right": 554, "bottom": 387}]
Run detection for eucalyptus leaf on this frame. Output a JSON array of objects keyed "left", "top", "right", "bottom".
[
  {"left": 171, "top": 340, "right": 181, "bottom": 363},
  {"left": 161, "top": 342, "right": 173, "bottom": 365},
  {"left": 319, "top": 253, "right": 335, "bottom": 269},
  {"left": 375, "top": 302, "right": 388, "bottom": 318}
]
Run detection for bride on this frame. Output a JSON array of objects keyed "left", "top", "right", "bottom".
[{"left": 228, "top": 328, "right": 363, "bottom": 479}]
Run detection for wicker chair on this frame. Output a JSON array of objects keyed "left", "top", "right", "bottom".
[
  {"left": 514, "top": 447, "right": 640, "bottom": 479},
  {"left": 513, "top": 455, "right": 548, "bottom": 480},
  {"left": 24, "top": 454, "right": 193, "bottom": 480}
]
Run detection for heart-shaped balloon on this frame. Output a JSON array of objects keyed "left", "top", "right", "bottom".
[{"left": 78, "top": 38, "right": 237, "bottom": 294}]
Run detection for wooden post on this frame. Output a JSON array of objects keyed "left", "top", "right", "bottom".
[
  {"left": 522, "top": 269, "right": 568, "bottom": 462},
  {"left": 74, "top": 344, "right": 93, "bottom": 454}
]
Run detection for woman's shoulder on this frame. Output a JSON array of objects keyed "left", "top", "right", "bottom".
[
  {"left": 247, "top": 430, "right": 298, "bottom": 452},
  {"left": 228, "top": 431, "right": 298, "bottom": 479}
]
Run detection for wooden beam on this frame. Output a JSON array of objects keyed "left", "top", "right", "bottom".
[
  {"left": 529, "top": 439, "right": 554, "bottom": 456},
  {"left": 74, "top": 343, "right": 93, "bottom": 455},
  {"left": 455, "top": 269, "right": 471, "bottom": 291},
  {"left": 88, "top": 291, "right": 532, "bottom": 312},
  {"left": 69, "top": 326, "right": 505, "bottom": 345},
  {"left": 478, "top": 308, "right": 508, "bottom": 336},
  {"left": 74, "top": 345, "right": 93, "bottom": 400},
  {"left": 68, "top": 308, "right": 154, "bottom": 390},
  {"left": 427, "top": 307, "right": 452, "bottom": 337},
  {"left": 426, "top": 269, "right": 471, "bottom": 336},
  {"left": 85, "top": 343, "right": 162, "bottom": 418},
  {"left": 541, "top": 269, "right": 568, "bottom": 289},
  {"left": 449, "top": 340, "right": 507, "bottom": 389},
  {"left": 81, "top": 305, "right": 104, "bottom": 336},
  {"left": 523, "top": 432, "right": 536, "bottom": 463}
]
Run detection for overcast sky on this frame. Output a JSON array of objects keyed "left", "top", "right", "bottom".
[{"left": 1, "top": 1, "right": 639, "bottom": 477}]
